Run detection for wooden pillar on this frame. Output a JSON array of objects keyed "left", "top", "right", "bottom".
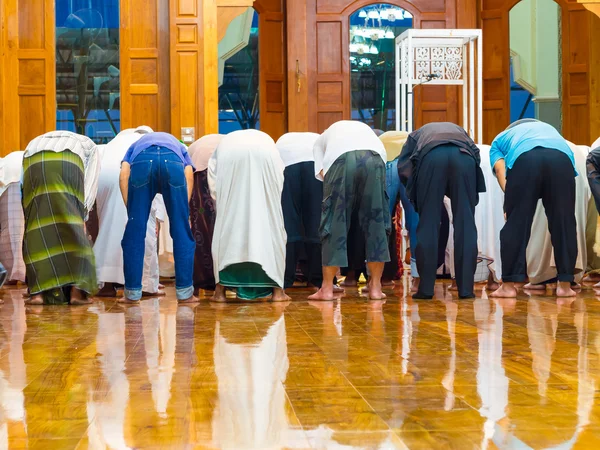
[
  {"left": 170, "top": 0, "right": 219, "bottom": 140},
  {"left": 588, "top": 10, "right": 600, "bottom": 144},
  {"left": 286, "top": 0, "right": 309, "bottom": 131},
  {"left": 0, "top": 0, "right": 55, "bottom": 155}
]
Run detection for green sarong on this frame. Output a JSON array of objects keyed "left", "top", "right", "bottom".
[
  {"left": 22, "top": 150, "right": 97, "bottom": 300},
  {"left": 219, "top": 262, "right": 277, "bottom": 300}
]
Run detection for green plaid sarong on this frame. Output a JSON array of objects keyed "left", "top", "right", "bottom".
[{"left": 22, "top": 150, "right": 97, "bottom": 297}]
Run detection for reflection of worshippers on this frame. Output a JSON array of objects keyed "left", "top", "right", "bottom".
[
  {"left": 94, "top": 126, "right": 166, "bottom": 298},
  {"left": 398, "top": 122, "right": 486, "bottom": 299},
  {"left": 380, "top": 131, "right": 417, "bottom": 287},
  {"left": 489, "top": 119, "right": 577, "bottom": 298},
  {"left": 22, "top": 131, "right": 100, "bottom": 305},
  {"left": 187, "top": 134, "right": 223, "bottom": 295},
  {"left": 276, "top": 132, "right": 324, "bottom": 289},
  {"left": 212, "top": 306, "right": 293, "bottom": 448},
  {"left": 120, "top": 132, "right": 196, "bottom": 303},
  {"left": 309, "top": 120, "right": 390, "bottom": 301},
  {"left": 209, "top": 130, "right": 289, "bottom": 302},
  {"left": 0, "top": 151, "right": 26, "bottom": 286}
]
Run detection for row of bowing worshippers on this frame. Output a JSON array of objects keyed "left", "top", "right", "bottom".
[{"left": 2, "top": 118, "right": 600, "bottom": 304}]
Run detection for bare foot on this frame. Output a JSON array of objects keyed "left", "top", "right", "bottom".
[
  {"left": 178, "top": 296, "right": 200, "bottom": 304},
  {"left": 382, "top": 280, "right": 394, "bottom": 287},
  {"left": 448, "top": 280, "right": 458, "bottom": 291},
  {"left": 142, "top": 289, "right": 166, "bottom": 297},
  {"left": 71, "top": 297, "right": 94, "bottom": 305},
  {"left": 572, "top": 283, "right": 582, "bottom": 291},
  {"left": 96, "top": 284, "right": 118, "bottom": 298},
  {"left": 118, "top": 297, "right": 139, "bottom": 304},
  {"left": 411, "top": 278, "right": 420, "bottom": 293},
  {"left": 490, "top": 284, "right": 518, "bottom": 298},
  {"left": 25, "top": 294, "right": 44, "bottom": 305},
  {"left": 523, "top": 283, "right": 546, "bottom": 291},
  {"left": 333, "top": 285, "right": 344, "bottom": 293},
  {"left": 308, "top": 287, "right": 335, "bottom": 301},
  {"left": 583, "top": 273, "right": 600, "bottom": 282},
  {"left": 556, "top": 282, "right": 576, "bottom": 298},
  {"left": 340, "top": 278, "right": 357, "bottom": 288},
  {"left": 367, "top": 281, "right": 386, "bottom": 300},
  {"left": 272, "top": 288, "right": 291, "bottom": 302},
  {"left": 211, "top": 284, "right": 227, "bottom": 303},
  {"left": 158, "top": 283, "right": 165, "bottom": 289},
  {"left": 487, "top": 280, "right": 500, "bottom": 291}
]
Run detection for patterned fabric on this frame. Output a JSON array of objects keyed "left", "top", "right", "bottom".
[
  {"left": 320, "top": 150, "right": 391, "bottom": 267},
  {"left": 394, "top": 203, "right": 404, "bottom": 279},
  {"left": 25, "top": 131, "right": 100, "bottom": 216},
  {"left": 0, "top": 183, "right": 26, "bottom": 281},
  {"left": 22, "top": 151, "right": 97, "bottom": 297},
  {"left": 190, "top": 169, "right": 217, "bottom": 290}
]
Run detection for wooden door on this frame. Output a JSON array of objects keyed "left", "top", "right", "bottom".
[
  {"left": 0, "top": 0, "right": 55, "bottom": 155},
  {"left": 304, "top": 0, "right": 460, "bottom": 133},
  {"left": 481, "top": 0, "right": 592, "bottom": 144},
  {"left": 255, "top": 0, "right": 287, "bottom": 140},
  {"left": 120, "top": 0, "right": 170, "bottom": 132}
]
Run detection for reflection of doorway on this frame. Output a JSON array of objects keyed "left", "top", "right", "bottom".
[
  {"left": 509, "top": 0, "right": 562, "bottom": 131},
  {"left": 349, "top": 4, "right": 413, "bottom": 131}
]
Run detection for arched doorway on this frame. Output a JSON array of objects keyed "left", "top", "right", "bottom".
[
  {"left": 481, "top": 0, "right": 591, "bottom": 144},
  {"left": 349, "top": 4, "right": 413, "bottom": 131}
]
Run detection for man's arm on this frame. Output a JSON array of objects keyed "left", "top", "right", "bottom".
[
  {"left": 493, "top": 158, "right": 507, "bottom": 192},
  {"left": 119, "top": 162, "right": 131, "bottom": 206},
  {"left": 185, "top": 165, "right": 194, "bottom": 203}
]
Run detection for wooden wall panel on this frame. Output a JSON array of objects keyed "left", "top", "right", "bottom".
[
  {"left": 0, "top": 0, "right": 54, "bottom": 155},
  {"left": 255, "top": 0, "right": 287, "bottom": 140},
  {"left": 121, "top": 0, "right": 170, "bottom": 132}
]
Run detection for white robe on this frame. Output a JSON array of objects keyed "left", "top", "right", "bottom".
[
  {"left": 208, "top": 129, "right": 286, "bottom": 287},
  {"left": 526, "top": 143, "right": 589, "bottom": 284},
  {"left": 476, "top": 145, "right": 506, "bottom": 281},
  {"left": 93, "top": 128, "right": 165, "bottom": 290}
]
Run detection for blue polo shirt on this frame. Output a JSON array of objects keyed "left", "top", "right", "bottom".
[
  {"left": 122, "top": 132, "right": 194, "bottom": 168},
  {"left": 489, "top": 121, "right": 576, "bottom": 175}
]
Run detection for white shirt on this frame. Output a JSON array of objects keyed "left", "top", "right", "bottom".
[
  {"left": 24, "top": 131, "right": 100, "bottom": 215},
  {"left": 313, "top": 121, "right": 386, "bottom": 181},
  {"left": 276, "top": 132, "right": 320, "bottom": 167},
  {"left": 0, "top": 151, "right": 24, "bottom": 197}
]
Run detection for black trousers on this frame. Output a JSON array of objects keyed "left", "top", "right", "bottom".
[
  {"left": 501, "top": 147, "right": 577, "bottom": 283},
  {"left": 415, "top": 145, "right": 478, "bottom": 297},
  {"left": 282, "top": 161, "right": 323, "bottom": 288}
]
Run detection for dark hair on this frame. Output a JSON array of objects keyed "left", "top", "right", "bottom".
[{"left": 505, "top": 118, "right": 539, "bottom": 131}]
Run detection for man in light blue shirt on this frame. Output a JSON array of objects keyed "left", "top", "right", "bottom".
[{"left": 489, "top": 119, "right": 577, "bottom": 299}]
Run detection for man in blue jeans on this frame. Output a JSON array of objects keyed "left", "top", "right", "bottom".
[{"left": 119, "top": 132, "right": 197, "bottom": 303}]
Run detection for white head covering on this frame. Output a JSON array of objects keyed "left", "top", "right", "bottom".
[
  {"left": 0, "top": 151, "right": 25, "bottom": 196},
  {"left": 276, "top": 132, "right": 320, "bottom": 167},
  {"left": 188, "top": 134, "right": 224, "bottom": 172}
]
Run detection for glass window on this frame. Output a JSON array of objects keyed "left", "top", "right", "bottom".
[
  {"left": 218, "top": 9, "right": 259, "bottom": 134},
  {"left": 350, "top": 5, "right": 413, "bottom": 132},
  {"left": 56, "top": 1, "right": 120, "bottom": 143}
]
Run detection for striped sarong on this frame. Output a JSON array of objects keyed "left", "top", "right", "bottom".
[{"left": 22, "top": 150, "right": 97, "bottom": 296}]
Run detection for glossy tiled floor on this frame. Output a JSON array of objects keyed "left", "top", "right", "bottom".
[{"left": 1, "top": 280, "right": 600, "bottom": 449}]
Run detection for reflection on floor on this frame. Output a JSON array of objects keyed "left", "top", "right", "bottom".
[{"left": 1, "top": 280, "right": 600, "bottom": 449}]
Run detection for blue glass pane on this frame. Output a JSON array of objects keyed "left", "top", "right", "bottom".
[
  {"left": 218, "top": 10, "right": 260, "bottom": 134},
  {"left": 350, "top": 4, "right": 413, "bottom": 131},
  {"left": 56, "top": 0, "right": 120, "bottom": 144}
]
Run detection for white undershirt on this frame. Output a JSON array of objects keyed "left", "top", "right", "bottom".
[
  {"left": 313, "top": 121, "right": 386, "bottom": 181},
  {"left": 276, "top": 132, "right": 320, "bottom": 167}
]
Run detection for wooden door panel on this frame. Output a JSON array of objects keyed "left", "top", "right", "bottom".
[
  {"left": 1, "top": 0, "right": 54, "bottom": 155},
  {"left": 121, "top": 0, "right": 169, "bottom": 133}
]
